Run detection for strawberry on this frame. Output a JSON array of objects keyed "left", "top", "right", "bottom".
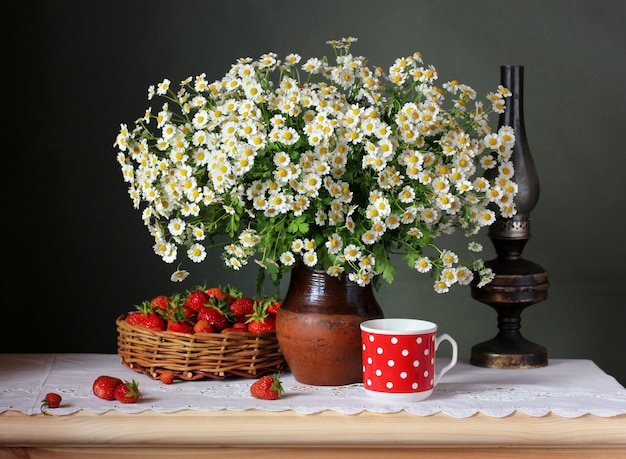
[
  {"left": 193, "top": 319, "right": 215, "bottom": 333},
  {"left": 198, "top": 306, "right": 232, "bottom": 332},
  {"left": 151, "top": 294, "right": 170, "bottom": 311},
  {"left": 266, "top": 297, "right": 281, "bottom": 315},
  {"left": 167, "top": 319, "right": 194, "bottom": 334},
  {"left": 41, "top": 392, "right": 62, "bottom": 412},
  {"left": 184, "top": 289, "right": 210, "bottom": 312},
  {"left": 197, "top": 298, "right": 234, "bottom": 331},
  {"left": 114, "top": 380, "right": 141, "bottom": 403},
  {"left": 93, "top": 375, "right": 123, "bottom": 400},
  {"left": 248, "top": 315, "right": 276, "bottom": 333},
  {"left": 126, "top": 301, "right": 165, "bottom": 332},
  {"left": 166, "top": 303, "right": 194, "bottom": 334},
  {"left": 229, "top": 296, "right": 255, "bottom": 323},
  {"left": 246, "top": 301, "right": 277, "bottom": 333},
  {"left": 250, "top": 374, "right": 283, "bottom": 400},
  {"left": 205, "top": 286, "right": 228, "bottom": 301},
  {"left": 223, "top": 284, "right": 242, "bottom": 305},
  {"left": 160, "top": 371, "right": 175, "bottom": 384}
]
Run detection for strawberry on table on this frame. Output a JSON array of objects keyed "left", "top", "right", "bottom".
[
  {"left": 93, "top": 375, "right": 123, "bottom": 400},
  {"left": 250, "top": 374, "right": 283, "bottom": 400},
  {"left": 114, "top": 380, "right": 142, "bottom": 403},
  {"left": 41, "top": 392, "right": 62, "bottom": 412},
  {"left": 160, "top": 371, "right": 175, "bottom": 385}
]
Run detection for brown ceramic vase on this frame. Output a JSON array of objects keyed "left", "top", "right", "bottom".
[{"left": 275, "top": 263, "right": 384, "bottom": 386}]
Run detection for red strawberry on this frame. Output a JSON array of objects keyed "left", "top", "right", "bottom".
[
  {"left": 205, "top": 286, "right": 228, "bottom": 301},
  {"left": 160, "top": 371, "right": 175, "bottom": 384},
  {"left": 247, "top": 315, "right": 276, "bottom": 333},
  {"left": 193, "top": 319, "right": 215, "bottom": 334},
  {"left": 93, "top": 375, "right": 123, "bottom": 400},
  {"left": 229, "top": 296, "right": 255, "bottom": 323},
  {"left": 185, "top": 289, "right": 210, "bottom": 312},
  {"left": 114, "top": 380, "right": 141, "bottom": 403},
  {"left": 250, "top": 374, "right": 283, "bottom": 400},
  {"left": 166, "top": 303, "right": 194, "bottom": 334},
  {"left": 41, "top": 392, "right": 62, "bottom": 412},
  {"left": 197, "top": 301, "right": 233, "bottom": 332},
  {"left": 223, "top": 284, "right": 242, "bottom": 305},
  {"left": 126, "top": 301, "right": 165, "bottom": 332},
  {"left": 267, "top": 298, "right": 281, "bottom": 315},
  {"left": 246, "top": 301, "right": 277, "bottom": 333},
  {"left": 151, "top": 295, "right": 170, "bottom": 311},
  {"left": 167, "top": 319, "right": 194, "bottom": 334}
]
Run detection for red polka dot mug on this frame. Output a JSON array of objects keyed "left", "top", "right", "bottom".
[{"left": 360, "top": 318, "right": 458, "bottom": 402}]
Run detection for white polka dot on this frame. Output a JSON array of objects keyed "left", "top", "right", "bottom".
[
  {"left": 413, "top": 360, "right": 420, "bottom": 367},
  {"left": 369, "top": 335, "right": 375, "bottom": 342},
  {"left": 376, "top": 347, "right": 384, "bottom": 354},
  {"left": 362, "top": 343, "right": 366, "bottom": 351},
  {"left": 431, "top": 357, "right": 434, "bottom": 364},
  {"left": 424, "top": 370, "right": 429, "bottom": 377},
  {"left": 412, "top": 382, "right": 419, "bottom": 389},
  {"left": 367, "top": 357, "right": 373, "bottom": 364},
  {"left": 387, "top": 359, "right": 395, "bottom": 367},
  {"left": 417, "top": 337, "right": 422, "bottom": 344},
  {"left": 424, "top": 349, "right": 429, "bottom": 356},
  {"left": 400, "top": 372, "right": 408, "bottom": 379},
  {"left": 391, "top": 337, "right": 398, "bottom": 344},
  {"left": 366, "top": 379, "right": 372, "bottom": 386},
  {"left": 386, "top": 381, "right": 394, "bottom": 389},
  {"left": 402, "top": 349, "right": 409, "bottom": 356},
  {"left": 430, "top": 378, "right": 434, "bottom": 385},
  {"left": 375, "top": 369, "right": 382, "bottom": 376}
]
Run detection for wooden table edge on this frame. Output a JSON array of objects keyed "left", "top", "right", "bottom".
[{"left": 1, "top": 410, "right": 625, "bottom": 449}]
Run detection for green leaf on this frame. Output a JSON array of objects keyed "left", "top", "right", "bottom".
[
  {"left": 287, "top": 215, "right": 309, "bottom": 235},
  {"left": 372, "top": 244, "right": 395, "bottom": 284},
  {"left": 265, "top": 261, "right": 280, "bottom": 285},
  {"left": 377, "top": 257, "right": 396, "bottom": 285},
  {"left": 255, "top": 268, "right": 266, "bottom": 296}
]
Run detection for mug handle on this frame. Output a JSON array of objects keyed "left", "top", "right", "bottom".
[{"left": 433, "top": 333, "right": 458, "bottom": 386}]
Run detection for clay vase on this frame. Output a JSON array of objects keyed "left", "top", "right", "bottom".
[{"left": 275, "top": 263, "right": 384, "bottom": 386}]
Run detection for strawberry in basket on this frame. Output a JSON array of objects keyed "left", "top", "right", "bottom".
[{"left": 126, "top": 301, "right": 165, "bottom": 332}]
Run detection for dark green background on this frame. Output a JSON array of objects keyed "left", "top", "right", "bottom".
[{"left": 6, "top": 0, "right": 625, "bottom": 387}]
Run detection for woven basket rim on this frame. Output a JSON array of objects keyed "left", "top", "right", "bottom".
[
  {"left": 116, "top": 314, "right": 277, "bottom": 339},
  {"left": 116, "top": 313, "right": 285, "bottom": 380}
]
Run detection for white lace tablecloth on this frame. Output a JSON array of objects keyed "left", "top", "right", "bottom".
[{"left": 1, "top": 353, "right": 625, "bottom": 419}]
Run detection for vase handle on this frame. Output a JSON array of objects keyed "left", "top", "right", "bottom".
[{"left": 434, "top": 333, "right": 458, "bottom": 386}]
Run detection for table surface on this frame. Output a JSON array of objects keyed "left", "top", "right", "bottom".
[{"left": 1, "top": 353, "right": 626, "bottom": 458}]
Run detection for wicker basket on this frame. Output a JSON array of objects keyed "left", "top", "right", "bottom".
[{"left": 116, "top": 315, "right": 286, "bottom": 380}]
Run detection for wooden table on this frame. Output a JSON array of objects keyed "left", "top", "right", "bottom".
[
  {"left": 2, "top": 410, "right": 626, "bottom": 458},
  {"left": 1, "top": 354, "right": 625, "bottom": 458}
]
